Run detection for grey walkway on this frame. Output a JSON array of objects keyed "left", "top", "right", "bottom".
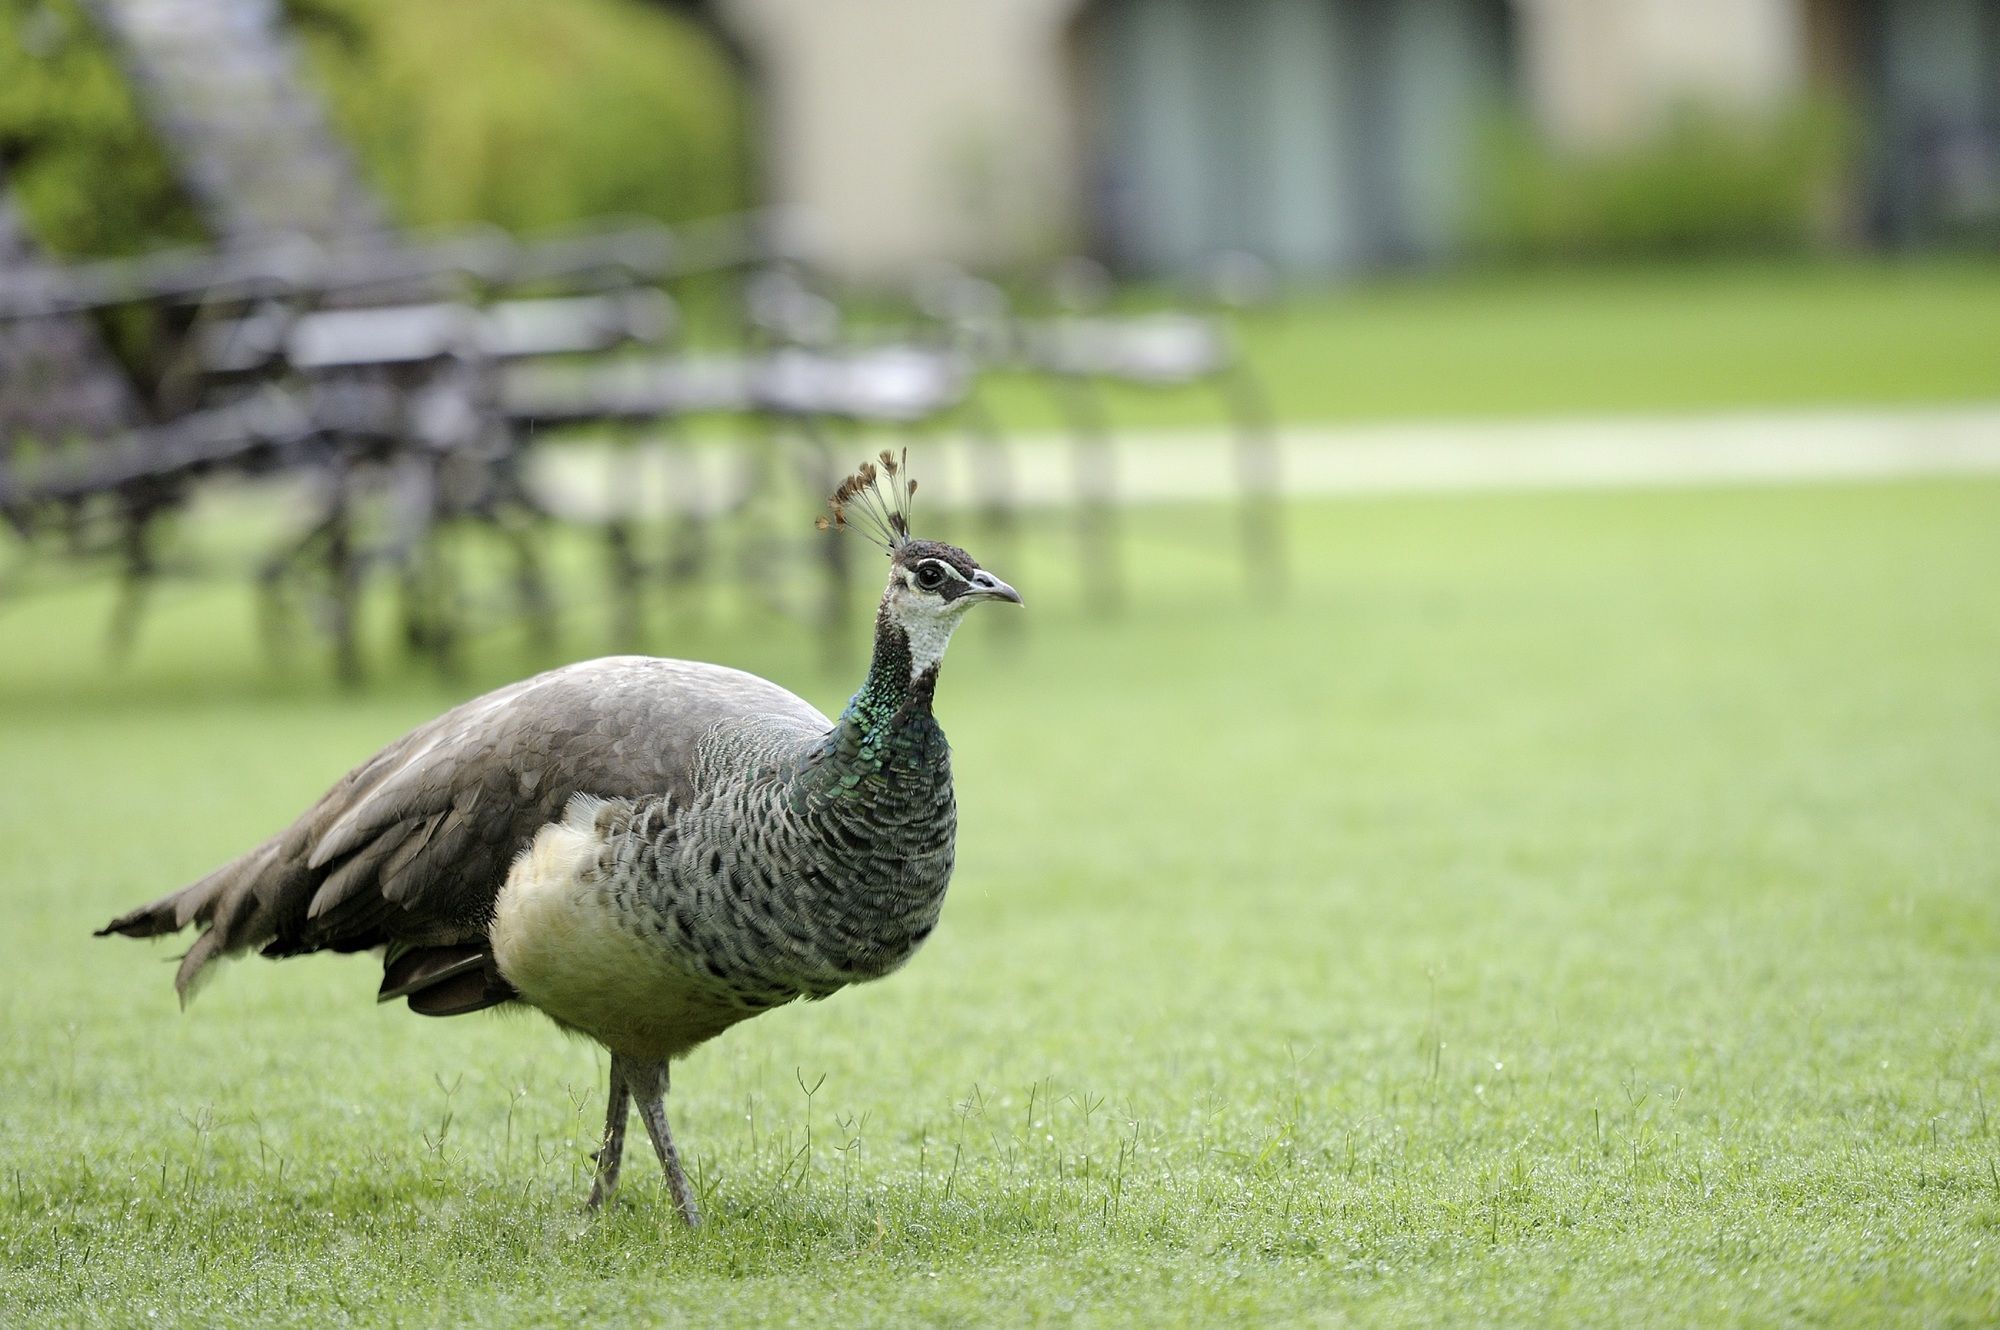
[{"left": 526, "top": 403, "right": 2000, "bottom": 519}]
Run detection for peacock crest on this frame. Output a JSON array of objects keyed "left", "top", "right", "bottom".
[{"left": 817, "top": 449, "right": 917, "bottom": 552}]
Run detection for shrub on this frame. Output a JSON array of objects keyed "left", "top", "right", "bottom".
[
  {"left": 0, "top": 0, "right": 201, "bottom": 257},
  {"left": 289, "top": 0, "right": 752, "bottom": 236},
  {"left": 1473, "top": 100, "right": 1854, "bottom": 261},
  {"left": 0, "top": 0, "right": 751, "bottom": 258}
]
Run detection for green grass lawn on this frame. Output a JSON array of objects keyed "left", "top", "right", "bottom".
[
  {"left": 967, "top": 259, "right": 2000, "bottom": 432},
  {"left": 2, "top": 480, "right": 1998, "bottom": 1326}
]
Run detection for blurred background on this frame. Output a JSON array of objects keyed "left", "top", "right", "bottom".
[
  {"left": 12, "top": 0, "right": 2000, "bottom": 270},
  {"left": 1, "top": 0, "right": 1997, "bottom": 679}
]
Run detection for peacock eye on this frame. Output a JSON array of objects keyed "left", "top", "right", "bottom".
[{"left": 916, "top": 562, "right": 946, "bottom": 590}]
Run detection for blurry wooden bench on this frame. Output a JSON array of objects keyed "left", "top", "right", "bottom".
[{"left": 913, "top": 255, "right": 1285, "bottom": 608}]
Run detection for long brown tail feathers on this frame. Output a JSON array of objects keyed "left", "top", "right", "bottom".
[
  {"left": 99, "top": 846, "right": 515, "bottom": 1015},
  {"left": 95, "top": 842, "right": 282, "bottom": 1006}
]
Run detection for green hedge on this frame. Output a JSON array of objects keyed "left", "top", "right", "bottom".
[
  {"left": 1473, "top": 101, "right": 1854, "bottom": 261},
  {"left": 290, "top": 0, "right": 751, "bottom": 236},
  {"left": 0, "top": 0, "right": 750, "bottom": 258},
  {"left": 0, "top": 0, "right": 202, "bottom": 257}
]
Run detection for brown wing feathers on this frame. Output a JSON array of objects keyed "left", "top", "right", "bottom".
[
  {"left": 96, "top": 656, "right": 832, "bottom": 1013},
  {"left": 94, "top": 706, "right": 519, "bottom": 1007},
  {"left": 94, "top": 670, "right": 605, "bottom": 1010}
]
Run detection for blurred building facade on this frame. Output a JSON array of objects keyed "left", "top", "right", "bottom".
[
  {"left": 1805, "top": 0, "right": 2000, "bottom": 245},
  {"left": 707, "top": 0, "right": 2000, "bottom": 278}
]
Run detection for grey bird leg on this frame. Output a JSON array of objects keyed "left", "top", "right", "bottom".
[
  {"left": 624, "top": 1058, "right": 702, "bottom": 1226},
  {"left": 586, "top": 1056, "right": 633, "bottom": 1210}
]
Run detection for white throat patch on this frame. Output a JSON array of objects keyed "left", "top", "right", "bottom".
[{"left": 886, "top": 577, "right": 973, "bottom": 679}]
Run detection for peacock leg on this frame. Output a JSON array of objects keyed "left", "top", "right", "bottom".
[
  {"left": 586, "top": 1055, "right": 633, "bottom": 1209},
  {"left": 626, "top": 1058, "right": 702, "bottom": 1226}
]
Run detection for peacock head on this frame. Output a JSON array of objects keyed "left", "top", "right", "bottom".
[{"left": 819, "top": 452, "right": 1020, "bottom": 677}]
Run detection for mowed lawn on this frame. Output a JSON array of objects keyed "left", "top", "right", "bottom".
[
  {"left": 1, "top": 480, "right": 1998, "bottom": 1326},
  {"left": 971, "top": 259, "right": 2000, "bottom": 431}
]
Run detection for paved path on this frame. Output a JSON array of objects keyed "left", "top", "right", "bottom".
[{"left": 527, "top": 404, "right": 2000, "bottom": 518}]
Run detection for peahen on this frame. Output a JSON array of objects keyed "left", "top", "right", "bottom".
[{"left": 96, "top": 453, "right": 1019, "bottom": 1224}]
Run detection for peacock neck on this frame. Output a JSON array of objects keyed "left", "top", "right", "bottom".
[
  {"left": 816, "top": 609, "right": 946, "bottom": 788},
  {"left": 843, "top": 608, "right": 937, "bottom": 728}
]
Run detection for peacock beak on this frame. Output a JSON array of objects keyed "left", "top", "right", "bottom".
[{"left": 966, "top": 570, "right": 1023, "bottom": 605}]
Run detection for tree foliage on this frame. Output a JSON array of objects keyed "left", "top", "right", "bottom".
[
  {"left": 1473, "top": 101, "right": 1855, "bottom": 261},
  {"left": 0, "top": 0, "right": 751, "bottom": 258},
  {"left": 0, "top": 0, "right": 202, "bottom": 256}
]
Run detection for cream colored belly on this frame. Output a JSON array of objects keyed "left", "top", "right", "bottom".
[{"left": 490, "top": 813, "right": 739, "bottom": 1061}]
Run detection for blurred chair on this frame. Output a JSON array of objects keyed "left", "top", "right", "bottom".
[
  {"left": 0, "top": 191, "right": 709, "bottom": 678},
  {"left": 75, "top": 0, "right": 728, "bottom": 670},
  {"left": 504, "top": 262, "right": 981, "bottom": 659},
  {"left": 914, "top": 254, "right": 1285, "bottom": 609},
  {"left": 0, "top": 179, "right": 333, "bottom": 657},
  {"left": 187, "top": 252, "right": 679, "bottom": 678},
  {"left": 89, "top": 0, "right": 989, "bottom": 661}
]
